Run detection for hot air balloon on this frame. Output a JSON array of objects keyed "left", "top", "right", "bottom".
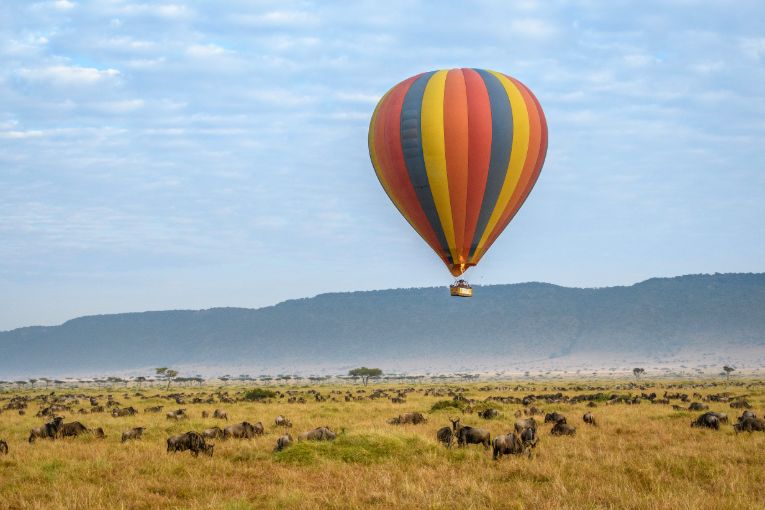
[{"left": 368, "top": 68, "right": 547, "bottom": 297}]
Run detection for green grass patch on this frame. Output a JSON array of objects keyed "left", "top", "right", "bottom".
[{"left": 430, "top": 400, "right": 465, "bottom": 413}]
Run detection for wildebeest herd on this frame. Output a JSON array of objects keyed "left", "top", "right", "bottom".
[{"left": 0, "top": 382, "right": 763, "bottom": 468}]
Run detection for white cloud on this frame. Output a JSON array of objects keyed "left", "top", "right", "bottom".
[
  {"left": 0, "top": 130, "right": 46, "bottom": 139},
  {"left": 335, "top": 92, "right": 380, "bottom": 104},
  {"left": 89, "top": 99, "right": 145, "bottom": 113},
  {"left": 116, "top": 3, "right": 190, "bottom": 18},
  {"left": 53, "top": 0, "right": 75, "bottom": 10},
  {"left": 740, "top": 37, "right": 765, "bottom": 60},
  {"left": 186, "top": 44, "right": 228, "bottom": 58},
  {"left": 623, "top": 53, "right": 659, "bottom": 67},
  {"left": 17, "top": 65, "right": 120, "bottom": 85},
  {"left": 509, "top": 18, "right": 557, "bottom": 39},
  {"left": 102, "top": 36, "right": 156, "bottom": 51},
  {"left": 249, "top": 89, "right": 315, "bottom": 107},
  {"left": 234, "top": 10, "right": 319, "bottom": 27}
]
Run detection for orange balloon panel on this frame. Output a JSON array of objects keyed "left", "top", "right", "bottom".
[{"left": 368, "top": 68, "right": 547, "bottom": 276}]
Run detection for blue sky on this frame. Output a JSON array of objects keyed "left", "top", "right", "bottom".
[{"left": 1, "top": 0, "right": 764, "bottom": 330}]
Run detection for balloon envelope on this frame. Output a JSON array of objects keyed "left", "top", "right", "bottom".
[{"left": 368, "top": 68, "right": 547, "bottom": 276}]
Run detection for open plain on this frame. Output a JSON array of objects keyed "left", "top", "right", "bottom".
[{"left": 1, "top": 378, "right": 764, "bottom": 510}]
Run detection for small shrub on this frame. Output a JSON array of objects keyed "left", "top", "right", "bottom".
[
  {"left": 430, "top": 400, "right": 464, "bottom": 412},
  {"left": 243, "top": 388, "right": 276, "bottom": 401}
]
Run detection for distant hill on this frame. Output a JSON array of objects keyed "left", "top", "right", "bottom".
[{"left": 1, "top": 273, "right": 764, "bottom": 378}]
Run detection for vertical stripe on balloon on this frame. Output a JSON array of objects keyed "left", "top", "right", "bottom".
[
  {"left": 400, "top": 71, "right": 452, "bottom": 263},
  {"left": 471, "top": 71, "right": 530, "bottom": 261},
  {"left": 443, "top": 69, "right": 470, "bottom": 265},
  {"left": 461, "top": 68, "right": 493, "bottom": 263},
  {"left": 468, "top": 69, "right": 513, "bottom": 259},
  {"left": 421, "top": 70, "right": 458, "bottom": 264}
]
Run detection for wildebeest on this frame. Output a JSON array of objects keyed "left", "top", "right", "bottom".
[
  {"left": 730, "top": 400, "right": 752, "bottom": 409},
  {"left": 691, "top": 412, "right": 720, "bottom": 430},
  {"left": 0, "top": 440, "right": 7, "bottom": 455},
  {"left": 688, "top": 402, "right": 709, "bottom": 411},
  {"left": 456, "top": 424, "right": 491, "bottom": 449},
  {"left": 121, "top": 427, "right": 145, "bottom": 442},
  {"left": 275, "top": 415, "right": 292, "bottom": 428},
  {"left": 492, "top": 433, "right": 524, "bottom": 460},
  {"left": 514, "top": 417, "right": 537, "bottom": 434},
  {"left": 223, "top": 421, "right": 262, "bottom": 439},
  {"left": 387, "top": 412, "right": 427, "bottom": 425},
  {"left": 166, "top": 409, "right": 187, "bottom": 420},
  {"left": 734, "top": 414, "right": 765, "bottom": 433},
  {"left": 478, "top": 408, "right": 499, "bottom": 420},
  {"left": 213, "top": 409, "right": 228, "bottom": 421},
  {"left": 583, "top": 412, "right": 596, "bottom": 425},
  {"left": 29, "top": 416, "right": 64, "bottom": 443},
  {"left": 167, "top": 432, "right": 214, "bottom": 456},
  {"left": 520, "top": 427, "right": 538, "bottom": 449},
  {"left": 298, "top": 426, "right": 336, "bottom": 441},
  {"left": 274, "top": 433, "right": 293, "bottom": 452},
  {"left": 112, "top": 406, "right": 138, "bottom": 417},
  {"left": 738, "top": 410, "right": 757, "bottom": 422},
  {"left": 551, "top": 422, "right": 576, "bottom": 436},
  {"left": 544, "top": 412, "right": 566, "bottom": 424},
  {"left": 203, "top": 427, "right": 224, "bottom": 439},
  {"left": 144, "top": 405, "right": 163, "bottom": 413},
  {"left": 436, "top": 426, "right": 453, "bottom": 448},
  {"left": 59, "top": 421, "right": 106, "bottom": 439}
]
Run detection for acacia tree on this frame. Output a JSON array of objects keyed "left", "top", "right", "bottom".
[
  {"left": 633, "top": 368, "right": 645, "bottom": 380},
  {"left": 348, "top": 367, "right": 383, "bottom": 386},
  {"left": 723, "top": 366, "right": 735, "bottom": 380}
]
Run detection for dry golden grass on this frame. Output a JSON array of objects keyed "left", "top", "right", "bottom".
[{"left": 1, "top": 379, "right": 764, "bottom": 510}]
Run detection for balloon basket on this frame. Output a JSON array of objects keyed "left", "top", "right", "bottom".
[{"left": 450, "top": 280, "right": 473, "bottom": 298}]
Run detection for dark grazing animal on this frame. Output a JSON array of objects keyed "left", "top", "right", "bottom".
[
  {"left": 121, "top": 427, "right": 145, "bottom": 442},
  {"left": 0, "top": 440, "right": 7, "bottom": 455},
  {"left": 436, "top": 426, "right": 453, "bottom": 448},
  {"left": 167, "top": 432, "right": 214, "bottom": 456},
  {"left": 738, "top": 411, "right": 757, "bottom": 422},
  {"left": 388, "top": 412, "right": 427, "bottom": 425},
  {"left": 520, "top": 427, "right": 538, "bottom": 448},
  {"left": 514, "top": 417, "right": 537, "bottom": 434},
  {"left": 298, "top": 426, "right": 336, "bottom": 441},
  {"left": 144, "top": 405, "right": 163, "bottom": 413},
  {"left": 551, "top": 422, "right": 576, "bottom": 436},
  {"left": 456, "top": 425, "right": 491, "bottom": 449},
  {"left": 29, "top": 416, "right": 64, "bottom": 443},
  {"left": 274, "top": 433, "right": 293, "bottom": 452},
  {"left": 223, "top": 421, "right": 262, "bottom": 439},
  {"left": 59, "top": 421, "right": 88, "bottom": 438},
  {"left": 203, "top": 427, "right": 224, "bottom": 439},
  {"left": 734, "top": 417, "right": 765, "bottom": 433},
  {"left": 213, "top": 409, "right": 229, "bottom": 421},
  {"left": 479, "top": 408, "right": 499, "bottom": 420},
  {"left": 688, "top": 402, "right": 709, "bottom": 411},
  {"left": 545, "top": 412, "right": 567, "bottom": 424},
  {"left": 492, "top": 433, "right": 524, "bottom": 460},
  {"left": 112, "top": 406, "right": 138, "bottom": 417},
  {"left": 275, "top": 415, "right": 292, "bottom": 428},
  {"left": 691, "top": 413, "right": 720, "bottom": 430},
  {"left": 583, "top": 412, "right": 596, "bottom": 425},
  {"left": 166, "top": 409, "right": 187, "bottom": 420}
]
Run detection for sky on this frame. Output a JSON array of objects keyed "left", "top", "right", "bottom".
[{"left": 1, "top": 0, "right": 764, "bottom": 331}]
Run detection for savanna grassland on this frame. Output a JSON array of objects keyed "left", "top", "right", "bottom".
[{"left": 1, "top": 378, "right": 764, "bottom": 510}]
